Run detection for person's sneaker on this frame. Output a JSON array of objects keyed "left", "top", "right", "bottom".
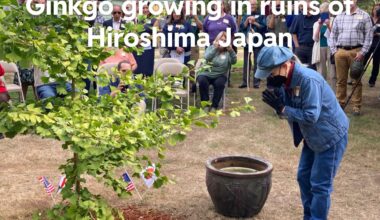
[
  {"left": 369, "top": 82, "right": 375, "bottom": 88},
  {"left": 253, "top": 78, "right": 261, "bottom": 89},
  {"left": 347, "top": 81, "right": 353, "bottom": 85},
  {"left": 352, "top": 107, "right": 361, "bottom": 116},
  {"left": 238, "top": 84, "right": 247, "bottom": 89},
  {"left": 210, "top": 107, "right": 218, "bottom": 113}
]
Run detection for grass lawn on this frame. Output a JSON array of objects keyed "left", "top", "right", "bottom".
[{"left": 1, "top": 56, "right": 380, "bottom": 219}]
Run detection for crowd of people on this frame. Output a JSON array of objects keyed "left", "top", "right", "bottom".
[
  {"left": 1, "top": 0, "right": 380, "bottom": 115},
  {"left": 1, "top": 1, "right": 379, "bottom": 218}
]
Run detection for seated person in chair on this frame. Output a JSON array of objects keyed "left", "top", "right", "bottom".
[
  {"left": 197, "top": 31, "right": 237, "bottom": 110},
  {"left": 34, "top": 68, "right": 72, "bottom": 100},
  {"left": 98, "top": 61, "right": 143, "bottom": 98},
  {"left": 98, "top": 61, "right": 146, "bottom": 114},
  {"left": 0, "top": 63, "right": 10, "bottom": 139}
]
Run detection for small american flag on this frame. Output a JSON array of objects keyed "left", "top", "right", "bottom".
[
  {"left": 122, "top": 172, "right": 135, "bottom": 192},
  {"left": 38, "top": 176, "right": 55, "bottom": 195}
]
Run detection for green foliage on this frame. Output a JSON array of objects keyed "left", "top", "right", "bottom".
[
  {"left": 0, "top": 2, "right": 255, "bottom": 219},
  {"left": 0, "top": 2, "right": 220, "bottom": 219}
]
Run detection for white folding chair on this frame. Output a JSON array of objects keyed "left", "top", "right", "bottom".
[
  {"left": 153, "top": 58, "right": 181, "bottom": 72},
  {"left": 155, "top": 62, "right": 190, "bottom": 110},
  {"left": 151, "top": 58, "right": 182, "bottom": 110},
  {"left": 0, "top": 61, "right": 25, "bottom": 102}
]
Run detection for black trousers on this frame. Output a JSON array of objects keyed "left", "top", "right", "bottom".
[
  {"left": 295, "top": 45, "right": 316, "bottom": 70},
  {"left": 365, "top": 44, "right": 380, "bottom": 84},
  {"left": 197, "top": 75, "right": 227, "bottom": 108}
]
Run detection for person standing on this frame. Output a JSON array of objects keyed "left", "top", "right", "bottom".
[
  {"left": 239, "top": 0, "right": 266, "bottom": 89},
  {"left": 185, "top": 0, "right": 203, "bottom": 64},
  {"left": 311, "top": 2, "right": 331, "bottom": 80},
  {"left": 103, "top": 5, "right": 125, "bottom": 31},
  {"left": 162, "top": 11, "right": 192, "bottom": 64},
  {"left": 267, "top": 0, "right": 289, "bottom": 44},
  {"left": 133, "top": 2, "right": 159, "bottom": 77},
  {"left": 368, "top": 3, "right": 380, "bottom": 87},
  {"left": 256, "top": 46, "right": 349, "bottom": 220},
  {"left": 330, "top": 0, "right": 373, "bottom": 115},
  {"left": 184, "top": 0, "right": 203, "bottom": 92},
  {"left": 289, "top": 0, "right": 319, "bottom": 68},
  {"left": 203, "top": 1, "right": 237, "bottom": 46},
  {"left": 203, "top": 1, "right": 237, "bottom": 87}
]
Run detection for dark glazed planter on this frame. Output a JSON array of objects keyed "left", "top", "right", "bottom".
[{"left": 205, "top": 156, "right": 273, "bottom": 218}]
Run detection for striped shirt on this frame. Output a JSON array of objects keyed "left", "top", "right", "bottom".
[{"left": 330, "top": 8, "right": 373, "bottom": 55}]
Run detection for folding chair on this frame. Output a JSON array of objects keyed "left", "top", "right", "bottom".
[
  {"left": 155, "top": 62, "right": 190, "bottom": 110},
  {"left": 0, "top": 61, "right": 25, "bottom": 102},
  {"left": 153, "top": 58, "right": 181, "bottom": 72},
  {"left": 193, "top": 60, "right": 230, "bottom": 110},
  {"left": 151, "top": 58, "right": 182, "bottom": 110}
]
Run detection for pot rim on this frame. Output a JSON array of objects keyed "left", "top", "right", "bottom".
[{"left": 206, "top": 155, "right": 273, "bottom": 178}]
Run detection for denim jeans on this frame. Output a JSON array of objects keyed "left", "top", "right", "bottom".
[
  {"left": 297, "top": 134, "right": 347, "bottom": 220},
  {"left": 37, "top": 83, "right": 72, "bottom": 100}
]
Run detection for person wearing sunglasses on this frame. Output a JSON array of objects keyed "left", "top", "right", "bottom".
[
  {"left": 256, "top": 46, "right": 349, "bottom": 220},
  {"left": 103, "top": 5, "right": 125, "bottom": 31}
]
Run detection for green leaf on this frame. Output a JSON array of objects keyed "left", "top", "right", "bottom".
[
  {"left": 230, "top": 110, "right": 241, "bottom": 117},
  {"left": 45, "top": 102, "right": 53, "bottom": 110}
]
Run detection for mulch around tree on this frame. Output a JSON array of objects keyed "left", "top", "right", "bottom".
[{"left": 122, "top": 206, "right": 183, "bottom": 220}]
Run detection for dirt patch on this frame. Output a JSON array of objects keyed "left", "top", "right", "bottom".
[
  {"left": 122, "top": 206, "right": 183, "bottom": 220},
  {"left": 1, "top": 73, "right": 380, "bottom": 219}
]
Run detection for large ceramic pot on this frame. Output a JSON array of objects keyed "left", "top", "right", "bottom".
[{"left": 205, "top": 156, "right": 273, "bottom": 218}]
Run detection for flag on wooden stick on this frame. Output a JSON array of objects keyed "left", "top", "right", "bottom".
[
  {"left": 38, "top": 176, "right": 55, "bottom": 195},
  {"left": 122, "top": 172, "right": 136, "bottom": 192}
]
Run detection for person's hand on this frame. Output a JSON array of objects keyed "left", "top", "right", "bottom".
[
  {"left": 262, "top": 89, "right": 285, "bottom": 115},
  {"left": 354, "top": 52, "right": 364, "bottom": 62},
  {"left": 324, "top": 18, "right": 330, "bottom": 25},
  {"left": 330, "top": 53, "right": 335, "bottom": 64},
  {"left": 176, "top": 47, "right": 184, "bottom": 54},
  {"left": 213, "top": 41, "right": 219, "bottom": 48},
  {"left": 118, "top": 84, "right": 126, "bottom": 92},
  {"left": 227, "top": 45, "right": 233, "bottom": 52},
  {"left": 248, "top": 16, "right": 255, "bottom": 24}
]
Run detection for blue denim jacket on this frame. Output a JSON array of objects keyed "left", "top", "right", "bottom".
[{"left": 282, "top": 63, "right": 349, "bottom": 153}]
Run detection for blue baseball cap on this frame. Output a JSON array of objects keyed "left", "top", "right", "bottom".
[{"left": 255, "top": 46, "right": 294, "bottom": 79}]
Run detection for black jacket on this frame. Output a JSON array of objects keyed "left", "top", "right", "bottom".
[{"left": 103, "top": 19, "right": 125, "bottom": 30}]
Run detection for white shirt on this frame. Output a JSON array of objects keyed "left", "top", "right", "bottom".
[{"left": 112, "top": 19, "right": 121, "bottom": 30}]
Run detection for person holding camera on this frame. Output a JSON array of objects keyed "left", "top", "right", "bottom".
[
  {"left": 311, "top": 2, "right": 331, "bottom": 80},
  {"left": 197, "top": 32, "right": 237, "bottom": 111}
]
